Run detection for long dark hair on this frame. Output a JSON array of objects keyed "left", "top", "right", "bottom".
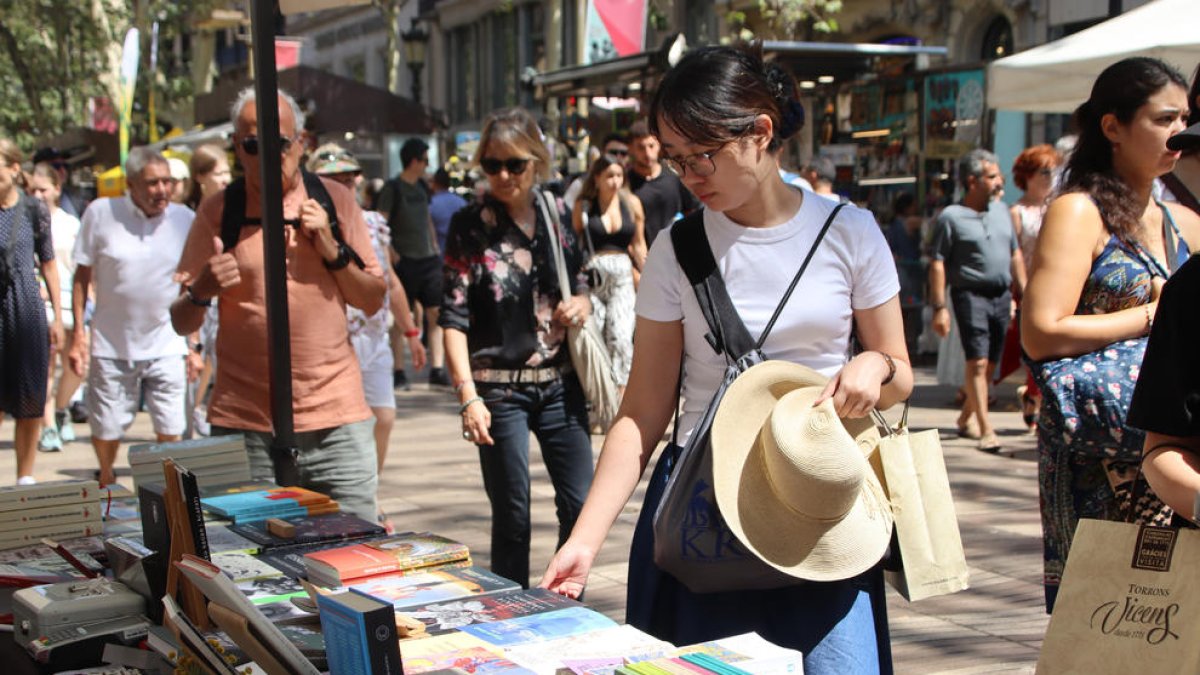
[
  {"left": 649, "top": 43, "right": 804, "bottom": 153},
  {"left": 1061, "top": 57, "right": 1186, "bottom": 239}
]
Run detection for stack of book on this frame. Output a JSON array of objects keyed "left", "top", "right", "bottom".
[
  {"left": 200, "top": 486, "right": 339, "bottom": 524},
  {"left": 303, "top": 531, "right": 470, "bottom": 587},
  {"left": 129, "top": 436, "right": 251, "bottom": 490},
  {"left": 0, "top": 480, "right": 102, "bottom": 550}
]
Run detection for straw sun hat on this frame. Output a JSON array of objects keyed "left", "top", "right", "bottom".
[{"left": 711, "top": 360, "right": 892, "bottom": 582}]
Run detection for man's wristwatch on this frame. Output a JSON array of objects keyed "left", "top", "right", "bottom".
[
  {"left": 323, "top": 243, "right": 351, "bottom": 271},
  {"left": 184, "top": 285, "right": 212, "bottom": 307}
]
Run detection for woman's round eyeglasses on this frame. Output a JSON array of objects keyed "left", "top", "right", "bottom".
[{"left": 663, "top": 140, "right": 735, "bottom": 178}]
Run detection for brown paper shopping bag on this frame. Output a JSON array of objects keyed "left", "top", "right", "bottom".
[
  {"left": 873, "top": 405, "right": 970, "bottom": 601},
  {"left": 1036, "top": 519, "right": 1200, "bottom": 673}
]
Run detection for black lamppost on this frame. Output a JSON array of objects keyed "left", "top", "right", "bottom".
[{"left": 401, "top": 18, "right": 428, "bottom": 104}]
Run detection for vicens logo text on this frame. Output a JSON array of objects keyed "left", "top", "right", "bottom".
[{"left": 1089, "top": 585, "right": 1180, "bottom": 645}]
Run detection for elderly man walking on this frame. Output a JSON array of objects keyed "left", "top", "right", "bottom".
[
  {"left": 928, "top": 149, "right": 1026, "bottom": 453},
  {"left": 69, "top": 148, "right": 196, "bottom": 485},
  {"left": 171, "top": 88, "right": 386, "bottom": 520}
]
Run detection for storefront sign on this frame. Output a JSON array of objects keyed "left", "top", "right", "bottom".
[{"left": 924, "top": 69, "right": 985, "bottom": 159}]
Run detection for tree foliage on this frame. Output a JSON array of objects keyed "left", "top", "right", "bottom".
[
  {"left": 0, "top": 0, "right": 118, "bottom": 147},
  {"left": 726, "top": 0, "right": 844, "bottom": 42},
  {"left": 0, "top": 0, "right": 221, "bottom": 150}
]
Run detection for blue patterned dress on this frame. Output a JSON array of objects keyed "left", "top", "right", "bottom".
[{"left": 1031, "top": 206, "right": 1190, "bottom": 612}]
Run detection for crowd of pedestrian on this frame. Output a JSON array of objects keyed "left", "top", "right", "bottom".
[{"left": 3, "top": 42, "right": 1200, "bottom": 675}]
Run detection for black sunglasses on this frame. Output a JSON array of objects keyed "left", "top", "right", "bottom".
[
  {"left": 240, "top": 135, "right": 295, "bottom": 156},
  {"left": 480, "top": 157, "right": 532, "bottom": 176},
  {"left": 606, "top": 148, "right": 628, "bottom": 157}
]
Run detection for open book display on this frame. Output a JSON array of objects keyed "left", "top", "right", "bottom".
[{"left": 174, "top": 553, "right": 321, "bottom": 675}]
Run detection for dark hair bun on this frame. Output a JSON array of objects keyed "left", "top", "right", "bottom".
[{"left": 764, "top": 62, "right": 804, "bottom": 139}]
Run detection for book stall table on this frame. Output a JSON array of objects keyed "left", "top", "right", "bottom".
[{"left": 0, "top": 459, "right": 803, "bottom": 674}]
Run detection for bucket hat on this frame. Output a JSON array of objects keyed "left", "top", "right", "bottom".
[{"left": 711, "top": 360, "right": 892, "bottom": 582}]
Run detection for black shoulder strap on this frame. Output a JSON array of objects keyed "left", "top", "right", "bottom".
[
  {"left": 219, "top": 171, "right": 363, "bottom": 269},
  {"left": 670, "top": 202, "right": 846, "bottom": 360}
]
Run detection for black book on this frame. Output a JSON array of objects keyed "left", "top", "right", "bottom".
[
  {"left": 317, "top": 590, "right": 402, "bottom": 675},
  {"left": 175, "top": 464, "right": 211, "bottom": 561}
]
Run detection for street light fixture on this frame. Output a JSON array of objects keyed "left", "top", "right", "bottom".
[{"left": 401, "top": 18, "right": 428, "bottom": 104}]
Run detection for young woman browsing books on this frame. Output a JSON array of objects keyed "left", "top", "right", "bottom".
[{"left": 539, "top": 44, "right": 912, "bottom": 674}]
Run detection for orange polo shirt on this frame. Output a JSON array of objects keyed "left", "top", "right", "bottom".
[{"left": 177, "top": 176, "right": 382, "bottom": 433}]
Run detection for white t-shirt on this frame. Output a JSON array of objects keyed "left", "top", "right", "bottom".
[
  {"left": 74, "top": 196, "right": 194, "bottom": 360},
  {"left": 635, "top": 189, "right": 899, "bottom": 437},
  {"left": 46, "top": 207, "right": 81, "bottom": 329}
]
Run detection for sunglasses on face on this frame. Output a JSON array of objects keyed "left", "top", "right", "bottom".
[
  {"left": 606, "top": 148, "right": 629, "bottom": 157},
  {"left": 480, "top": 157, "right": 532, "bottom": 176},
  {"left": 239, "top": 135, "right": 295, "bottom": 156}
]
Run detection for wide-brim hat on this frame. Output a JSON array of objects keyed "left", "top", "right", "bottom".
[
  {"left": 1167, "top": 121, "right": 1200, "bottom": 152},
  {"left": 711, "top": 361, "right": 892, "bottom": 582}
]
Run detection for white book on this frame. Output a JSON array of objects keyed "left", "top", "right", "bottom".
[{"left": 174, "top": 554, "right": 320, "bottom": 675}]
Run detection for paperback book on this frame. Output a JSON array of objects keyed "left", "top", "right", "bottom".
[
  {"left": 400, "top": 632, "right": 534, "bottom": 674},
  {"left": 458, "top": 606, "right": 618, "bottom": 648},
  {"left": 0, "top": 480, "right": 99, "bottom": 512},
  {"left": 229, "top": 512, "right": 385, "bottom": 550},
  {"left": 304, "top": 531, "right": 470, "bottom": 586},
  {"left": 317, "top": 590, "right": 403, "bottom": 674},
  {"left": 347, "top": 565, "right": 519, "bottom": 610},
  {"left": 211, "top": 551, "right": 285, "bottom": 583},
  {"left": 400, "top": 588, "right": 584, "bottom": 635}
]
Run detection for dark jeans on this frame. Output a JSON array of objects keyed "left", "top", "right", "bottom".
[{"left": 476, "top": 373, "right": 594, "bottom": 588}]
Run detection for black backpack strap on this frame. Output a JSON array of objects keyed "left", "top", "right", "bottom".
[
  {"left": 301, "top": 171, "right": 364, "bottom": 269},
  {"left": 219, "top": 178, "right": 249, "bottom": 253},
  {"left": 670, "top": 211, "right": 755, "bottom": 360},
  {"left": 755, "top": 202, "right": 845, "bottom": 348},
  {"left": 219, "top": 172, "right": 364, "bottom": 270}
]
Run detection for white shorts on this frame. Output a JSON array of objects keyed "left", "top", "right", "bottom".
[
  {"left": 351, "top": 333, "right": 395, "bottom": 409},
  {"left": 87, "top": 355, "right": 187, "bottom": 440}
]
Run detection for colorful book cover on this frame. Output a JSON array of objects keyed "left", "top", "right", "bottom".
[
  {"left": 347, "top": 565, "right": 517, "bottom": 610},
  {"left": 401, "top": 588, "right": 583, "bottom": 635},
  {"left": 504, "top": 624, "right": 673, "bottom": 673},
  {"left": 0, "top": 480, "right": 99, "bottom": 512},
  {"left": 400, "top": 632, "right": 533, "bottom": 674},
  {"left": 229, "top": 512, "right": 385, "bottom": 550},
  {"left": 304, "top": 531, "right": 469, "bottom": 584},
  {"left": 254, "top": 534, "right": 393, "bottom": 579},
  {"left": 458, "top": 606, "right": 618, "bottom": 647},
  {"left": 212, "top": 551, "right": 284, "bottom": 582},
  {"left": 318, "top": 591, "right": 403, "bottom": 675},
  {"left": 199, "top": 480, "right": 281, "bottom": 498}
]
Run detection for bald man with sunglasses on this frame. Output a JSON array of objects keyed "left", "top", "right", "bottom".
[{"left": 170, "top": 88, "right": 386, "bottom": 521}]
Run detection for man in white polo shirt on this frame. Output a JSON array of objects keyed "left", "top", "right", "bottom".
[{"left": 68, "top": 147, "right": 196, "bottom": 485}]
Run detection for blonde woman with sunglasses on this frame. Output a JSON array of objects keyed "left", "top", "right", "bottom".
[{"left": 440, "top": 107, "right": 595, "bottom": 589}]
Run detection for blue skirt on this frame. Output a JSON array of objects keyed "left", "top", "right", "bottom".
[{"left": 626, "top": 448, "right": 892, "bottom": 675}]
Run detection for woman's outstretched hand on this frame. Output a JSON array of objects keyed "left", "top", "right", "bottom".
[{"left": 538, "top": 540, "right": 595, "bottom": 599}]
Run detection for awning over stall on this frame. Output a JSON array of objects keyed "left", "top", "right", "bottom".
[{"left": 988, "top": 0, "right": 1200, "bottom": 113}]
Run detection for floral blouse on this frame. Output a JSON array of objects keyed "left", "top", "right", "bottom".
[{"left": 439, "top": 192, "right": 589, "bottom": 371}]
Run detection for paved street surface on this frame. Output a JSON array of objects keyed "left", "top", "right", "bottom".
[{"left": 1, "top": 364, "right": 1047, "bottom": 673}]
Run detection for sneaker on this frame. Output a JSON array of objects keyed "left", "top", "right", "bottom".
[
  {"left": 16, "top": 476, "right": 37, "bottom": 486},
  {"left": 38, "top": 427, "right": 63, "bottom": 453},
  {"left": 428, "top": 367, "right": 451, "bottom": 387},
  {"left": 394, "top": 370, "right": 411, "bottom": 391},
  {"left": 193, "top": 408, "right": 211, "bottom": 437},
  {"left": 55, "top": 410, "right": 76, "bottom": 443},
  {"left": 68, "top": 400, "right": 88, "bottom": 424}
]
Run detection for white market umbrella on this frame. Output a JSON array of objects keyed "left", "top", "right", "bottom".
[{"left": 988, "top": 0, "right": 1200, "bottom": 113}]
